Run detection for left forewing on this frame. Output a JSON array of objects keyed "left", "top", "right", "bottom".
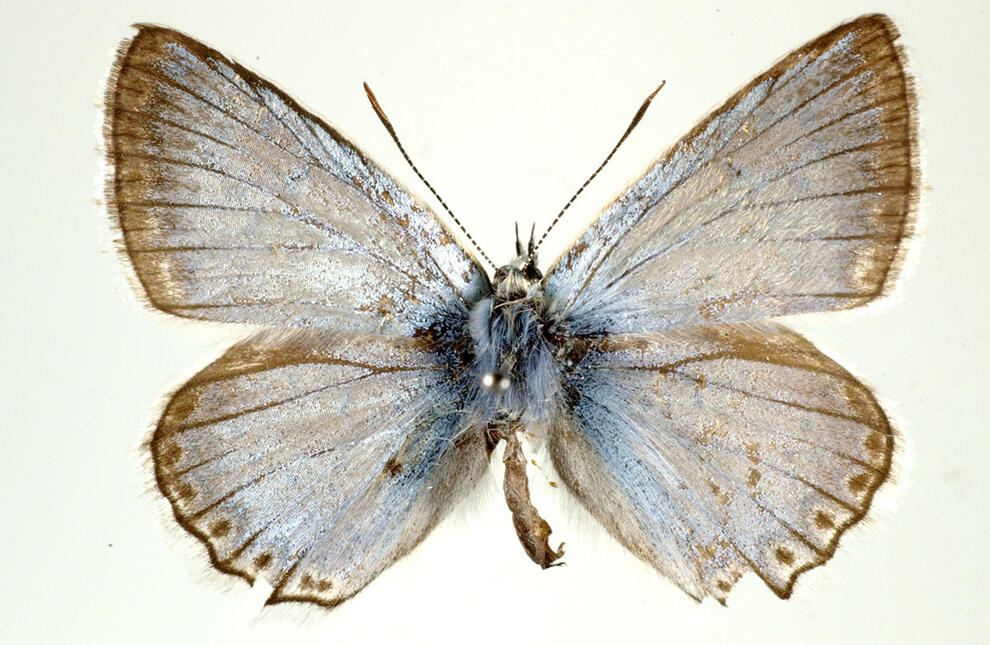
[
  {"left": 549, "top": 323, "right": 893, "bottom": 602},
  {"left": 105, "top": 26, "right": 487, "bottom": 334}
]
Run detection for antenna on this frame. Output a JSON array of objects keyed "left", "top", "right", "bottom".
[
  {"left": 533, "top": 81, "right": 666, "bottom": 252},
  {"left": 363, "top": 82, "right": 496, "bottom": 269}
]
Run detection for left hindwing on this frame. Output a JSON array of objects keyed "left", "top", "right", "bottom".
[
  {"left": 549, "top": 323, "right": 893, "bottom": 602},
  {"left": 152, "top": 330, "right": 488, "bottom": 607},
  {"left": 542, "top": 14, "right": 916, "bottom": 336}
]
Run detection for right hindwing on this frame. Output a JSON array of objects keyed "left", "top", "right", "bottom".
[{"left": 549, "top": 324, "right": 893, "bottom": 602}]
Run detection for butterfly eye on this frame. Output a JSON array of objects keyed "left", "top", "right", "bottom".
[
  {"left": 523, "top": 261, "right": 543, "bottom": 282},
  {"left": 482, "top": 369, "right": 511, "bottom": 393}
]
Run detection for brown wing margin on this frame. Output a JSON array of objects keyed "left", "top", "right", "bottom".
[{"left": 836, "top": 14, "right": 919, "bottom": 301}]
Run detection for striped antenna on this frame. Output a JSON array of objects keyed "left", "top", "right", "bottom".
[
  {"left": 364, "top": 83, "right": 496, "bottom": 269},
  {"left": 534, "top": 81, "right": 665, "bottom": 252}
]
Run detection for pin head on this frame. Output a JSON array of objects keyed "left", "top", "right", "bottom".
[{"left": 482, "top": 369, "right": 511, "bottom": 393}]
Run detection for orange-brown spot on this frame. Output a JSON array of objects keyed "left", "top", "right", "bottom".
[
  {"left": 377, "top": 294, "right": 396, "bottom": 315},
  {"left": 814, "top": 511, "right": 836, "bottom": 530},
  {"left": 384, "top": 457, "right": 403, "bottom": 476},
  {"left": 382, "top": 191, "right": 395, "bottom": 206},
  {"left": 696, "top": 374, "right": 709, "bottom": 390},
  {"left": 848, "top": 472, "right": 871, "bottom": 494},
  {"left": 301, "top": 573, "right": 314, "bottom": 590},
  {"left": 698, "top": 420, "right": 727, "bottom": 446},
  {"left": 775, "top": 546, "right": 795, "bottom": 567},
  {"left": 699, "top": 299, "right": 726, "bottom": 320},
  {"left": 158, "top": 442, "right": 182, "bottom": 468},
  {"left": 708, "top": 480, "right": 729, "bottom": 505},
  {"left": 317, "top": 579, "right": 333, "bottom": 592},
  {"left": 746, "top": 442, "right": 760, "bottom": 464},
  {"left": 697, "top": 430, "right": 711, "bottom": 446},
  {"left": 253, "top": 552, "right": 273, "bottom": 570},
  {"left": 549, "top": 481, "right": 558, "bottom": 488},
  {"left": 864, "top": 431, "right": 886, "bottom": 453},
  {"left": 699, "top": 292, "right": 755, "bottom": 320},
  {"left": 569, "top": 239, "right": 589, "bottom": 259},
  {"left": 747, "top": 468, "right": 762, "bottom": 487},
  {"left": 209, "top": 519, "right": 231, "bottom": 538},
  {"left": 716, "top": 580, "right": 732, "bottom": 593},
  {"left": 176, "top": 481, "right": 196, "bottom": 501},
  {"left": 651, "top": 387, "right": 673, "bottom": 419},
  {"left": 652, "top": 366, "right": 671, "bottom": 382},
  {"left": 699, "top": 543, "right": 718, "bottom": 562}
]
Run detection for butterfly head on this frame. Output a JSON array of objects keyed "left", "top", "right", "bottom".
[{"left": 492, "top": 223, "right": 543, "bottom": 300}]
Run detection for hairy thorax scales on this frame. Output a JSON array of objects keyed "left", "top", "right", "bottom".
[{"left": 468, "top": 255, "right": 560, "bottom": 432}]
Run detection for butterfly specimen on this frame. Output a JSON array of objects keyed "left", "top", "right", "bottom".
[{"left": 103, "top": 13, "right": 917, "bottom": 607}]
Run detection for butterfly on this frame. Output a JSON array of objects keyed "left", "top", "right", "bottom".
[{"left": 103, "top": 13, "right": 916, "bottom": 607}]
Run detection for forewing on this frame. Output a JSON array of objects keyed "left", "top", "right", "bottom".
[
  {"left": 543, "top": 14, "right": 916, "bottom": 335},
  {"left": 105, "top": 26, "right": 487, "bottom": 335},
  {"left": 549, "top": 323, "right": 892, "bottom": 601},
  {"left": 152, "top": 330, "right": 487, "bottom": 607}
]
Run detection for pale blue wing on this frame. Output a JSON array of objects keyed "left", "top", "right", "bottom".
[
  {"left": 549, "top": 323, "right": 893, "bottom": 601},
  {"left": 105, "top": 26, "right": 488, "bottom": 336},
  {"left": 542, "top": 15, "right": 916, "bottom": 336},
  {"left": 153, "top": 330, "right": 488, "bottom": 606}
]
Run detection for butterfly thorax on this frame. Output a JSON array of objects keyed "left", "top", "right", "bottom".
[{"left": 470, "top": 254, "right": 559, "bottom": 424}]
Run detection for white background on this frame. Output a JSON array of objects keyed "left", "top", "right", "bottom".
[{"left": 2, "top": 0, "right": 988, "bottom": 643}]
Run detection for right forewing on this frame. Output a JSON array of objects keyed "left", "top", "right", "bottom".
[
  {"left": 152, "top": 330, "right": 487, "bottom": 607},
  {"left": 543, "top": 15, "right": 916, "bottom": 336},
  {"left": 105, "top": 26, "right": 488, "bottom": 335}
]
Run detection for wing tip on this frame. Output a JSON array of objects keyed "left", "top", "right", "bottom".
[
  {"left": 101, "top": 25, "right": 185, "bottom": 321},
  {"left": 874, "top": 20, "right": 923, "bottom": 307}
]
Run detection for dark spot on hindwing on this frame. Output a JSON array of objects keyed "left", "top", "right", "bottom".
[
  {"left": 384, "top": 457, "right": 404, "bottom": 476},
  {"left": 848, "top": 472, "right": 871, "bottom": 494},
  {"left": 209, "top": 519, "right": 231, "bottom": 537},
  {"left": 814, "top": 511, "right": 836, "bottom": 530},
  {"left": 253, "top": 552, "right": 273, "bottom": 570},
  {"left": 775, "top": 546, "right": 795, "bottom": 566}
]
